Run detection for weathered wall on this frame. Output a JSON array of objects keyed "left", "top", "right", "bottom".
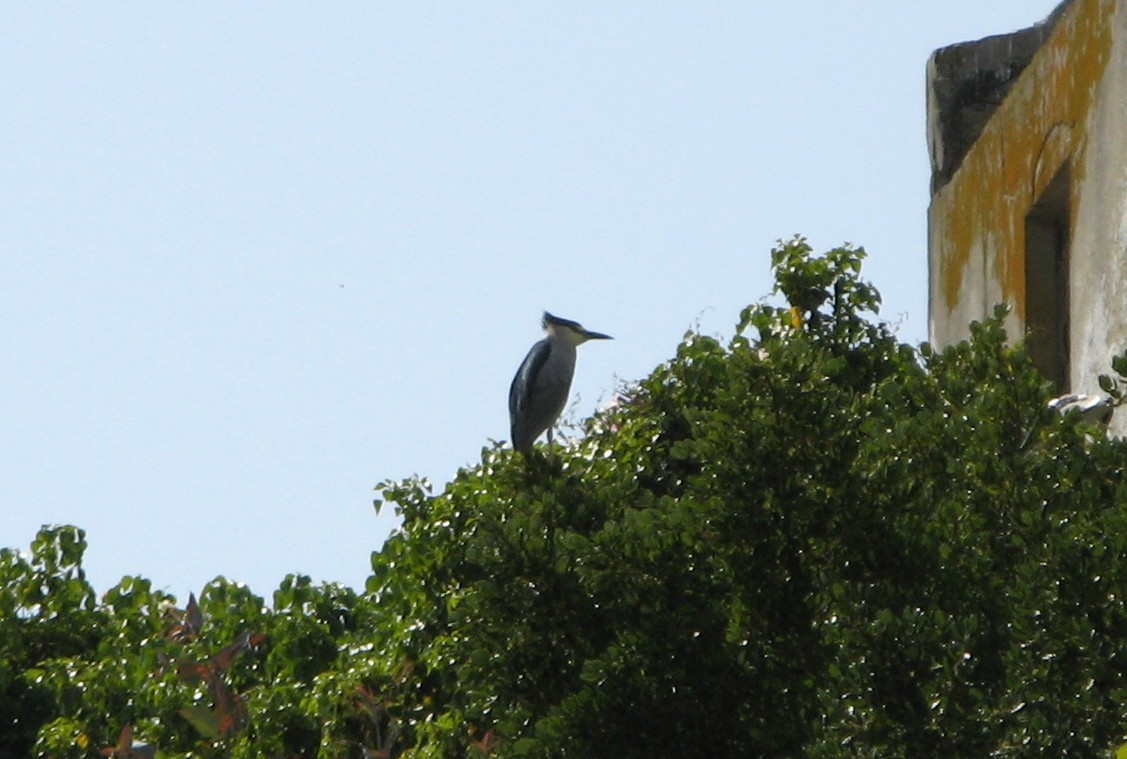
[
  {"left": 926, "top": 2, "right": 1071, "bottom": 196},
  {"left": 927, "top": 0, "right": 1127, "bottom": 418},
  {"left": 1071, "top": 2, "right": 1127, "bottom": 414}
]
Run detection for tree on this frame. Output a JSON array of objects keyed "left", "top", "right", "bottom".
[
  {"left": 369, "top": 237, "right": 1127, "bottom": 756},
  {"left": 5, "top": 237, "right": 1127, "bottom": 756}
]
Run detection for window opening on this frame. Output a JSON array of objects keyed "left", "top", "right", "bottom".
[{"left": 1024, "top": 164, "right": 1070, "bottom": 392}]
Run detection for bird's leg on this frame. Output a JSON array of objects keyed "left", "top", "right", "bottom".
[{"left": 545, "top": 426, "right": 560, "bottom": 467}]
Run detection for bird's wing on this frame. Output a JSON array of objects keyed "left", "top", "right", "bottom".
[{"left": 509, "top": 338, "right": 552, "bottom": 417}]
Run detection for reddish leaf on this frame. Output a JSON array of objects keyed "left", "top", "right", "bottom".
[
  {"left": 98, "top": 723, "right": 132, "bottom": 757},
  {"left": 472, "top": 728, "right": 499, "bottom": 754},
  {"left": 154, "top": 652, "right": 172, "bottom": 676},
  {"left": 169, "top": 592, "right": 203, "bottom": 641},
  {"left": 205, "top": 676, "right": 233, "bottom": 723},
  {"left": 219, "top": 696, "right": 248, "bottom": 736},
  {"left": 211, "top": 629, "right": 264, "bottom": 670},
  {"left": 393, "top": 658, "right": 416, "bottom": 685},
  {"left": 175, "top": 659, "right": 211, "bottom": 683},
  {"left": 355, "top": 685, "right": 387, "bottom": 721},
  {"left": 204, "top": 673, "right": 248, "bottom": 736},
  {"left": 212, "top": 643, "right": 238, "bottom": 671}
]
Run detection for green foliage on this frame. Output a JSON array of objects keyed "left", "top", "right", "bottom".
[
  {"left": 5, "top": 237, "right": 1127, "bottom": 756},
  {"left": 363, "top": 238, "right": 1127, "bottom": 756},
  {"left": 2, "top": 528, "right": 386, "bottom": 758}
]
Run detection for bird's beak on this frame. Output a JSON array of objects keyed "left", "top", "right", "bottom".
[{"left": 584, "top": 330, "right": 613, "bottom": 340}]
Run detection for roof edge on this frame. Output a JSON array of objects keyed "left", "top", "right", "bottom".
[{"left": 926, "top": 0, "right": 1073, "bottom": 195}]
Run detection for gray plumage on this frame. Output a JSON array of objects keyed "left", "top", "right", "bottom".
[
  {"left": 509, "top": 312, "right": 612, "bottom": 454},
  {"left": 1048, "top": 392, "right": 1113, "bottom": 426}
]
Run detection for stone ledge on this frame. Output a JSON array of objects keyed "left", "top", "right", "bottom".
[{"left": 926, "top": 0, "right": 1073, "bottom": 195}]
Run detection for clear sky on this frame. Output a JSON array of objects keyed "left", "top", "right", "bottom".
[{"left": 2, "top": 2, "right": 1063, "bottom": 600}]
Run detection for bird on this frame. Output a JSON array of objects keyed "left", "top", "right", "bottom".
[
  {"left": 509, "top": 312, "right": 613, "bottom": 455},
  {"left": 1047, "top": 392, "right": 1114, "bottom": 426}
]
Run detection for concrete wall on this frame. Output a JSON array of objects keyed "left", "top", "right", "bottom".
[{"left": 927, "top": 0, "right": 1127, "bottom": 425}]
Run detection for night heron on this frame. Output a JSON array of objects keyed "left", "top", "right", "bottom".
[
  {"left": 509, "top": 312, "right": 612, "bottom": 455},
  {"left": 1048, "top": 393, "right": 1113, "bottom": 426}
]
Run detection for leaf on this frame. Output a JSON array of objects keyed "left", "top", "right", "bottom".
[
  {"left": 169, "top": 592, "right": 203, "bottom": 641},
  {"left": 472, "top": 728, "right": 499, "bottom": 754},
  {"left": 211, "top": 629, "right": 265, "bottom": 670},
  {"left": 174, "top": 658, "right": 211, "bottom": 683},
  {"left": 99, "top": 723, "right": 133, "bottom": 757},
  {"left": 180, "top": 704, "right": 222, "bottom": 739},
  {"left": 355, "top": 685, "right": 387, "bottom": 722}
]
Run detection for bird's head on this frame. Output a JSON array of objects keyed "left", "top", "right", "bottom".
[{"left": 543, "top": 311, "right": 613, "bottom": 345}]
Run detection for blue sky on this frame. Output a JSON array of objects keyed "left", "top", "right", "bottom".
[{"left": 1, "top": 2, "right": 1062, "bottom": 599}]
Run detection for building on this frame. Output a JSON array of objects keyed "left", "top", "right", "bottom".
[{"left": 926, "top": 0, "right": 1127, "bottom": 420}]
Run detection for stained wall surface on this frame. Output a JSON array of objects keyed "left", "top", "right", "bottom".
[{"left": 927, "top": 0, "right": 1127, "bottom": 426}]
